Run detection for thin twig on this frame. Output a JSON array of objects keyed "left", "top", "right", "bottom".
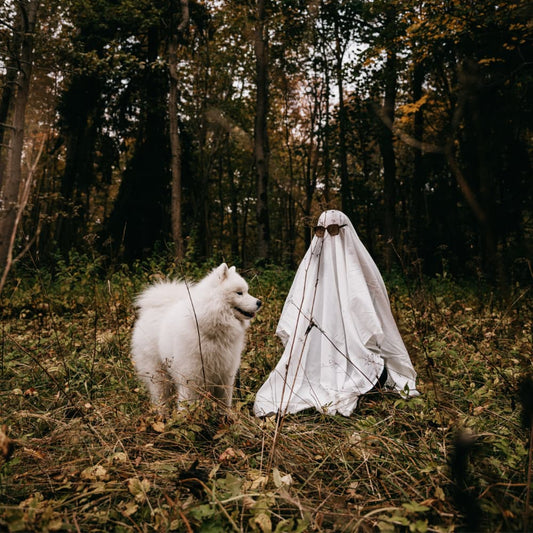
[
  {"left": 179, "top": 477, "right": 240, "bottom": 532},
  {"left": 266, "top": 237, "right": 323, "bottom": 473},
  {"left": 182, "top": 275, "right": 207, "bottom": 390},
  {"left": 388, "top": 239, "right": 443, "bottom": 410},
  {"left": 524, "top": 422, "right": 533, "bottom": 532},
  {"left": 0, "top": 133, "right": 46, "bottom": 294}
]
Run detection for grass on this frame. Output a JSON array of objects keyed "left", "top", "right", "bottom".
[{"left": 0, "top": 255, "right": 531, "bottom": 532}]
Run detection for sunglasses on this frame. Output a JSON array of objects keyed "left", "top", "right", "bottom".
[{"left": 313, "top": 224, "right": 347, "bottom": 238}]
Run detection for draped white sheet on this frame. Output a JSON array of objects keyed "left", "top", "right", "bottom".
[{"left": 254, "top": 210, "right": 419, "bottom": 417}]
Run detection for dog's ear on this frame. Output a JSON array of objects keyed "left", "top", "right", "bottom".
[
  {"left": 217, "top": 263, "right": 229, "bottom": 280},
  {"left": 229, "top": 266, "right": 236, "bottom": 274}
]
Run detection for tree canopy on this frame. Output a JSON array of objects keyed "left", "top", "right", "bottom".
[{"left": 0, "top": 0, "right": 531, "bottom": 283}]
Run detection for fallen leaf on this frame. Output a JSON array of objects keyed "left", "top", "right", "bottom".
[
  {"left": 151, "top": 421, "right": 165, "bottom": 433},
  {"left": 109, "top": 452, "right": 128, "bottom": 464},
  {"left": 246, "top": 471, "right": 268, "bottom": 491},
  {"left": 0, "top": 425, "right": 14, "bottom": 463},
  {"left": 23, "top": 446, "right": 46, "bottom": 460},
  {"left": 80, "top": 465, "right": 109, "bottom": 481},
  {"left": 128, "top": 477, "right": 151, "bottom": 501},
  {"left": 434, "top": 486, "right": 446, "bottom": 501},
  {"left": 272, "top": 468, "right": 292, "bottom": 488},
  {"left": 250, "top": 511, "right": 272, "bottom": 533},
  {"left": 219, "top": 447, "right": 246, "bottom": 463},
  {"left": 120, "top": 500, "right": 139, "bottom": 517},
  {"left": 47, "top": 519, "right": 64, "bottom": 531},
  {"left": 242, "top": 495, "right": 256, "bottom": 509}
]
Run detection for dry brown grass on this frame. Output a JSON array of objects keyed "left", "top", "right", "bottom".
[{"left": 0, "top": 261, "right": 531, "bottom": 531}]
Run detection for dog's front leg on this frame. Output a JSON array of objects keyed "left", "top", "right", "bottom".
[
  {"left": 142, "top": 361, "right": 173, "bottom": 408},
  {"left": 213, "top": 377, "right": 235, "bottom": 408},
  {"left": 176, "top": 378, "right": 201, "bottom": 409}
]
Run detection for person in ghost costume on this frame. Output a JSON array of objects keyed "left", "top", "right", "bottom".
[{"left": 254, "top": 210, "right": 419, "bottom": 417}]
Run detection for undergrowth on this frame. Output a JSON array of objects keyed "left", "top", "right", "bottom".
[{"left": 0, "top": 254, "right": 531, "bottom": 532}]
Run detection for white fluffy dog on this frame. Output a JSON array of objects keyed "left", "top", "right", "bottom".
[{"left": 131, "top": 263, "right": 261, "bottom": 409}]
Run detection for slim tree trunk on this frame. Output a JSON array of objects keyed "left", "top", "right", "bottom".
[
  {"left": 227, "top": 143, "right": 239, "bottom": 259},
  {"left": 0, "top": 16, "right": 23, "bottom": 185},
  {"left": 411, "top": 63, "right": 426, "bottom": 254},
  {"left": 303, "top": 83, "right": 321, "bottom": 250},
  {"left": 168, "top": 62, "right": 183, "bottom": 260},
  {"left": 280, "top": 56, "right": 296, "bottom": 264},
  {"left": 333, "top": 13, "right": 349, "bottom": 215},
  {"left": 323, "top": 57, "right": 331, "bottom": 206},
  {"left": 0, "top": 0, "right": 39, "bottom": 282},
  {"left": 254, "top": 0, "right": 270, "bottom": 263},
  {"left": 168, "top": 32, "right": 183, "bottom": 261},
  {"left": 378, "top": 48, "right": 398, "bottom": 271},
  {"left": 168, "top": 0, "right": 189, "bottom": 261}
]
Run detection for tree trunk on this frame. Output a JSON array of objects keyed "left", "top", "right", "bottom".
[
  {"left": 280, "top": 56, "right": 296, "bottom": 265},
  {"left": 169, "top": 71, "right": 183, "bottom": 261},
  {"left": 254, "top": 0, "right": 270, "bottom": 263},
  {"left": 322, "top": 57, "right": 331, "bottom": 207},
  {"left": 107, "top": 26, "right": 170, "bottom": 260},
  {"left": 0, "top": 0, "right": 39, "bottom": 282},
  {"left": 411, "top": 63, "right": 426, "bottom": 257},
  {"left": 303, "top": 82, "right": 321, "bottom": 251},
  {"left": 378, "top": 48, "right": 398, "bottom": 271},
  {"left": 168, "top": 0, "right": 189, "bottom": 261},
  {"left": 0, "top": 12, "right": 23, "bottom": 187},
  {"left": 55, "top": 75, "right": 102, "bottom": 252},
  {"left": 227, "top": 143, "right": 240, "bottom": 259},
  {"left": 168, "top": 5, "right": 183, "bottom": 261},
  {"left": 333, "top": 13, "right": 349, "bottom": 216}
]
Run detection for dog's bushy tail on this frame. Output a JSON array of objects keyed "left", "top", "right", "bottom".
[{"left": 134, "top": 281, "right": 189, "bottom": 312}]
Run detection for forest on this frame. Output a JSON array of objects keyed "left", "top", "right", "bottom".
[
  {"left": 0, "top": 0, "right": 532, "bottom": 531},
  {"left": 0, "top": 0, "right": 530, "bottom": 279}
]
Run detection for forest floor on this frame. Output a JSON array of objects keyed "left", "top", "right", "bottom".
[{"left": 0, "top": 255, "right": 531, "bottom": 532}]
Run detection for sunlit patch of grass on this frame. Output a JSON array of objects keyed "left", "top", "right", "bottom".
[{"left": 0, "top": 257, "right": 531, "bottom": 531}]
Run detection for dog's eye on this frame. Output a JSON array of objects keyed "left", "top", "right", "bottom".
[{"left": 236, "top": 291, "right": 243, "bottom": 296}]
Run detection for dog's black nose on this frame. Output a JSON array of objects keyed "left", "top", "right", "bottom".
[{"left": 256, "top": 300, "right": 262, "bottom": 308}]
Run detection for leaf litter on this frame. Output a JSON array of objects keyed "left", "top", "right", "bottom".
[{"left": 0, "top": 265, "right": 531, "bottom": 531}]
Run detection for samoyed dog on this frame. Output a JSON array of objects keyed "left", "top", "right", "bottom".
[{"left": 131, "top": 263, "right": 261, "bottom": 410}]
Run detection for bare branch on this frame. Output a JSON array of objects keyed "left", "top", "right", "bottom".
[
  {"left": 177, "top": 0, "right": 189, "bottom": 33},
  {"left": 445, "top": 148, "right": 487, "bottom": 225},
  {"left": 373, "top": 103, "right": 445, "bottom": 154},
  {"left": 0, "top": 133, "right": 46, "bottom": 294},
  {"left": 0, "top": 19, "right": 16, "bottom": 32},
  {"left": 373, "top": 101, "right": 489, "bottom": 227}
]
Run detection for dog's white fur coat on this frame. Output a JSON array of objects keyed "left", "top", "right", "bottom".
[{"left": 131, "top": 263, "right": 261, "bottom": 409}]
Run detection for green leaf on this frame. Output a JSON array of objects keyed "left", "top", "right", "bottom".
[
  {"left": 389, "top": 514, "right": 410, "bottom": 526},
  {"left": 402, "top": 502, "right": 430, "bottom": 514},
  {"left": 190, "top": 503, "right": 216, "bottom": 520},
  {"left": 409, "top": 519, "right": 429, "bottom": 532}
]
